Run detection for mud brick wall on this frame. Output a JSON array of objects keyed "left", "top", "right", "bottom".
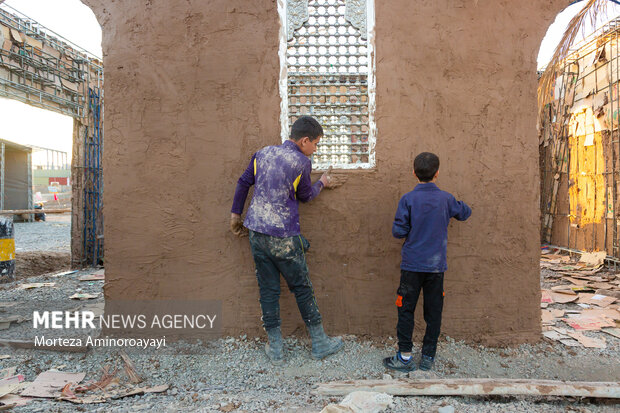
[{"left": 84, "top": 0, "right": 568, "bottom": 344}]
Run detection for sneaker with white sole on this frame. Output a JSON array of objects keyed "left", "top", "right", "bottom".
[{"left": 382, "top": 352, "right": 416, "bottom": 372}]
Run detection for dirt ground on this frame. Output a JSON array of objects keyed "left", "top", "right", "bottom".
[
  {"left": 7, "top": 212, "right": 72, "bottom": 282},
  {"left": 0, "top": 259, "right": 618, "bottom": 412},
  {"left": 13, "top": 251, "right": 70, "bottom": 280}
]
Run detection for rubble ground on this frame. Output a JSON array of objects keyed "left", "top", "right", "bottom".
[
  {"left": 0, "top": 264, "right": 619, "bottom": 412},
  {"left": 12, "top": 213, "right": 71, "bottom": 280},
  {"left": 13, "top": 213, "right": 71, "bottom": 253}
]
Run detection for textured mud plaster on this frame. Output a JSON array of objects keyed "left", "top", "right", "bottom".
[{"left": 83, "top": 0, "right": 569, "bottom": 345}]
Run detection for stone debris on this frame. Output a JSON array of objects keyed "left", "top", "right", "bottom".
[
  {"left": 320, "top": 391, "right": 393, "bottom": 413},
  {"left": 540, "top": 248, "right": 620, "bottom": 349},
  {"left": 0, "top": 260, "right": 617, "bottom": 411}
]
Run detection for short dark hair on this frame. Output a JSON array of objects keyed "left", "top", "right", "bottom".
[
  {"left": 414, "top": 152, "right": 440, "bottom": 182},
  {"left": 290, "top": 116, "right": 323, "bottom": 141}
]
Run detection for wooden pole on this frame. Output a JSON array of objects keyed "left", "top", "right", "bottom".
[
  {"left": 314, "top": 378, "right": 620, "bottom": 399},
  {"left": 0, "top": 208, "right": 71, "bottom": 215}
]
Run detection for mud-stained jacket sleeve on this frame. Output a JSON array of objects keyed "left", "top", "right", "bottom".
[
  {"left": 448, "top": 195, "right": 472, "bottom": 221},
  {"left": 392, "top": 196, "right": 411, "bottom": 238},
  {"left": 295, "top": 161, "right": 324, "bottom": 203},
  {"left": 231, "top": 154, "right": 256, "bottom": 214}
]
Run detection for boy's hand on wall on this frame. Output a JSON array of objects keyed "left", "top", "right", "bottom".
[
  {"left": 230, "top": 213, "right": 248, "bottom": 237},
  {"left": 319, "top": 166, "right": 332, "bottom": 187},
  {"left": 320, "top": 166, "right": 346, "bottom": 189}
]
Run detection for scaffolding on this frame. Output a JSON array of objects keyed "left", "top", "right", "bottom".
[
  {"left": 83, "top": 86, "right": 102, "bottom": 266},
  {"left": 24, "top": 144, "right": 69, "bottom": 170},
  {"left": 540, "top": 16, "right": 620, "bottom": 260},
  {"left": 0, "top": 4, "right": 103, "bottom": 266},
  {"left": 0, "top": 5, "right": 102, "bottom": 116}
]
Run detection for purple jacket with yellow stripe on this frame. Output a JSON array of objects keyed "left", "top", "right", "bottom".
[{"left": 231, "top": 140, "right": 324, "bottom": 237}]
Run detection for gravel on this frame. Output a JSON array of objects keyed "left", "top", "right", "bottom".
[
  {"left": 13, "top": 213, "right": 71, "bottom": 253},
  {"left": 10, "top": 213, "right": 71, "bottom": 280},
  {"left": 0, "top": 266, "right": 618, "bottom": 411}
]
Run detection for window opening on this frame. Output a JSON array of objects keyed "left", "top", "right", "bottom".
[{"left": 279, "top": 0, "right": 375, "bottom": 169}]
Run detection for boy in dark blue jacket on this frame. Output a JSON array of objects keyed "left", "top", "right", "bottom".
[{"left": 383, "top": 152, "right": 471, "bottom": 372}]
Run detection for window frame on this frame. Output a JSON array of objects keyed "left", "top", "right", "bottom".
[{"left": 277, "top": 0, "right": 376, "bottom": 170}]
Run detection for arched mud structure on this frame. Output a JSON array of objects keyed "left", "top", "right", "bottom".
[{"left": 83, "top": 0, "right": 569, "bottom": 344}]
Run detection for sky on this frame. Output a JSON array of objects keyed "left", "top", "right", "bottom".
[
  {"left": 0, "top": 0, "right": 101, "bottom": 161},
  {"left": 0, "top": 0, "right": 619, "bottom": 163},
  {"left": 538, "top": 0, "right": 620, "bottom": 70}
]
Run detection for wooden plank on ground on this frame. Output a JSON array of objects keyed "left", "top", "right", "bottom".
[
  {"left": 0, "top": 208, "right": 70, "bottom": 215},
  {"left": 314, "top": 378, "right": 620, "bottom": 398}
]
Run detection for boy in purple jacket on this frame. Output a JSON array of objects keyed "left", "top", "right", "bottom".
[
  {"left": 230, "top": 116, "right": 343, "bottom": 365},
  {"left": 383, "top": 152, "right": 471, "bottom": 372}
]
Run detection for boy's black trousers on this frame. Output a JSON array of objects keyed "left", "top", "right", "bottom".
[
  {"left": 248, "top": 230, "right": 322, "bottom": 330},
  {"left": 396, "top": 270, "right": 444, "bottom": 357}
]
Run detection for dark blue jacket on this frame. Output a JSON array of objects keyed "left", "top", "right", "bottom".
[{"left": 393, "top": 183, "right": 471, "bottom": 273}]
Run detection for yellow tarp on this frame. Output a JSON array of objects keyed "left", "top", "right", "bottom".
[{"left": 568, "top": 107, "right": 606, "bottom": 226}]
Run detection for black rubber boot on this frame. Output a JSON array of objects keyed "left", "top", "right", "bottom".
[
  {"left": 308, "top": 323, "right": 343, "bottom": 360},
  {"left": 265, "top": 327, "right": 284, "bottom": 365}
]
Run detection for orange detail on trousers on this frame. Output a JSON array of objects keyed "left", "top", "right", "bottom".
[{"left": 395, "top": 295, "right": 403, "bottom": 307}]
